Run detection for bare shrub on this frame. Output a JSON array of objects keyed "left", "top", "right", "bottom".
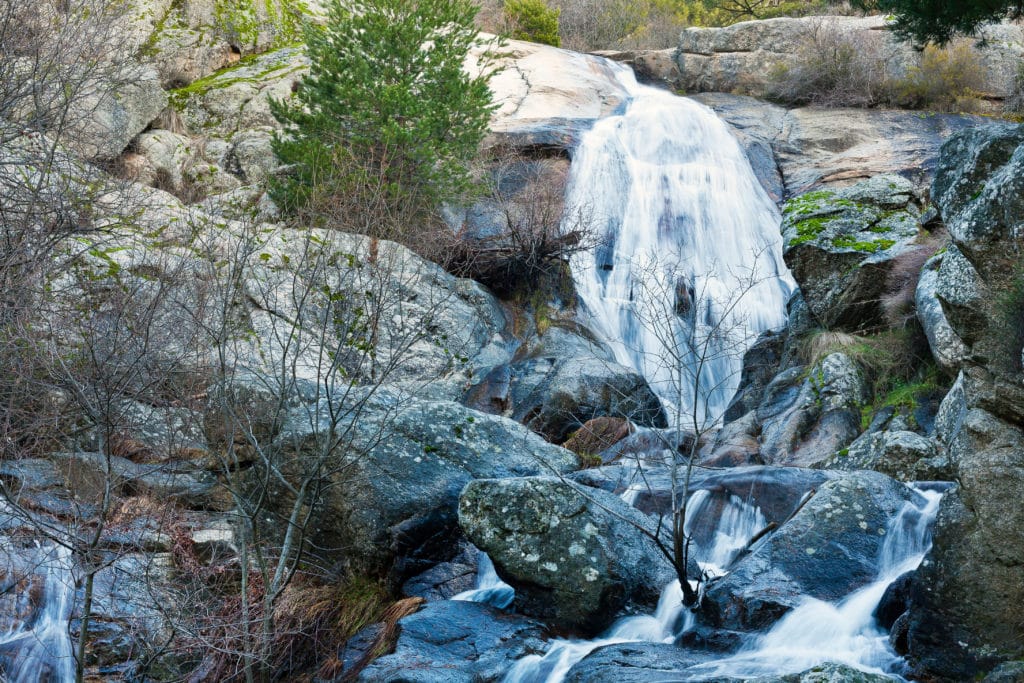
[
  {"left": 889, "top": 42, "right": 988, "bottom": 111},
  {"left": 767, "top": 19, "right": 889, "bottom": 106},
  {"left": 446, "top": 148, "right": 596, "bottom": 298}
]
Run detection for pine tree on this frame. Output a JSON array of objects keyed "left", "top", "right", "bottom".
[
  {"left": 854, "top": 0, "right": 1024, "bottom": 44},
  {"left": 270, "top": 0, "right": 496, "bottom": 229}
]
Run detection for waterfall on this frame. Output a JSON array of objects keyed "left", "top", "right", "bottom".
[
  {"left": 564, "top": 63, "right": 795, "bottom": 425},
  {"left": 0, "top": 543, "right": 77, "bottom": 683}
]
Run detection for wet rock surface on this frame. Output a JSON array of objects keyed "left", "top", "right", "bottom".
[
  {"left": 702, "top": 471, "right": 919, "bottom": 630},
  {"left": 358, "top": 600, "right": 548, "bottom": 683}
]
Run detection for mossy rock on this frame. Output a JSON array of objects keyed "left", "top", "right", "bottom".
[{"left": 781, "top": 174, "right": 922, "bottom": 332}]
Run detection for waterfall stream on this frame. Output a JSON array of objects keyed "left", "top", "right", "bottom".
[
  {"left": 565, "top": 62, "right": 795, "bottom": 424},
  {"left": 0, "top": 543, "right": 76, "bottom": 683},
  {"left": 474, "top": 58, "right": 944, "bottom": 683}
]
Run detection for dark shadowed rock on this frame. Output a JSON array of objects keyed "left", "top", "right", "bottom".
[
  {"left": 725, "top": 329, "right": 786, "bottom": 424},
  {"left": 358, "top": 600, "right": 547, "bottom": 682},
  {"left": 458, "top": 476, "right": 677, "bottom": 635}
]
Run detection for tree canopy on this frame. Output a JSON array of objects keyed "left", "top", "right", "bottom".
[{"left": 854, "top": 0, "right": 1024, "bottom": 44}]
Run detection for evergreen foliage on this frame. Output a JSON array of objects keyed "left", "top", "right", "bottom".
[
  {"left": 505, "top": 0, "right": 561, "bottom": 46},
  {"left": 853, "top": 0, "right": 1024, "bottom": 44},
  {"left": 270, "top": 0, "right": 496, "bottom": 227}
]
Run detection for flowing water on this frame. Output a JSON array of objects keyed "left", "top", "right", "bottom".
[
  {"left": 499, "top": 491, "right": 767, "bottom": 683},
  {"left": 687, "top": 488, "right": 943, "bottom": 681},
  {"left": 565, "top": 62, "right": 795, "bottom": 425},
  {"left": 0, "top": 543, "right": 76, "bottom": 683},
  {"left": 487, "top": 57, "right": 944, "bottom": 683}
]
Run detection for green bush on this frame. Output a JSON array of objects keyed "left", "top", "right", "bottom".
[
  {"left": 504, "top": 0, "right": 561, "bottom": 46},
  {"left": 270, "top": 0, "right": 496, "bottom": 236}
]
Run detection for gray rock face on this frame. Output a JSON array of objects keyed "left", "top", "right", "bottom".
[
  {"left": 459, "top": 476, "right": 676, "bottom": 635},
  {"left": 780, "top": 175, "right": 921, "bottom": 331},
  {"left": 691, "top": 93, "right": 988, "bottom": 199},
  {"left": 758, "top": 353, "right": 866, "bottom": 467},
  {"left": 70, "top": 64, "right": 168, "bottom": 160},
  {"left": 278, "top": 393, "right": 578, "bottom": 582},
  {"left": 703, "top": 471, "right": 919, "bottom": 630},
  {"left": 675, "top": 16, "right": 1024, "bottom": 102},
  {"left": 931, "top": 123, "right": 1024, "bottom": 371},
  {"left": 827, "top": 429, "right": 951, "bottom": 481},
  {"left": 916, "top": 254, "right": 970, "bottom": 373},
  {"left": 564, "top": 642, "right": 713, "bottom": 682},
  {"left": 358, "top": 600, "right": 547, "bottom": 683},
  {"left": 906, "top": 378, "right": 1024, "bottom": 679}
]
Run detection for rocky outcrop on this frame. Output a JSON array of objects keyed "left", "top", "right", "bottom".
[
  {"left": 691, "top": 93, "right": 988, "bottom": 199},
  {"left": 278, "top": 393, "right": 578, "bottom": 582},
  {"left": 702, "top": 471, "right": 919, "bottom": 630},
  {"left": 459, "top": 476, "right": 677, "bottom": 634},
  {"left": 905, "top": 373, "right": 1024, "bottom": 679},
  {"left": 916, "top": 254, "right": 970, "bottom": 373},
  {"left": 358, "top": 600, "right": 547, "bottom": 683},
  {"left": 673, "top": 16, "right": 1024, "bottom": 102},
  {"left": 758, "top": 352, "right": 866, "bottom": 467},
  {"left": 564, "top": 642, "right": 713, "bottom": 682},
  {"left": 901, "top": 123, "right": 1024, "bottom": 679},
  {"left": 780, "top": 174, "right": 921, "bottom": 331},
  {"left": 827, "top": 430, "right": 950, "bottom": 481},
  {"left": 465, "top": 325, "right": 666, "bottom": 443}
]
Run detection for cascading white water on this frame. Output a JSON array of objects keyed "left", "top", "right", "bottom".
[
  {"left": 565, "top": 62, "right": 795, "bottom": 424},
  {"left": 684, "top": 489, "right": 767, "bottom": 578},
  {"left": 687, "top": 487, "right": 943, "bottom": 681},
  {"left": 453, "top": 552, "right": 515, "bottom": 610},
  {"left": 502, "top": 492, "right": 766, "bottom": 683},
  {"left": 0, "top": 543, "right": 76, "bottom": 683}
]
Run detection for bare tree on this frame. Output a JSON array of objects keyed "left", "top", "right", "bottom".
[{"left": 152, "top": 208, "right": 485, "bottom": 682}]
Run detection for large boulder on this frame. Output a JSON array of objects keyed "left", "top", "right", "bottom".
[
  {"left": 758, "top": 353, "right": 866, "bottom": 467},
  {"left": 275, "top": 393, "right": 577, "bottom": 582},
  {"left": 905, "top": 373, "right": 1024, "bottom": 679},
  {"left": 780, "top": 175, "right": 921, "bottom": 331},
  {"left": 702, "top": 471, "right": 920, "bottom": 630},
  {"left": 563, "top": 642, "right": 714, "bottom": 683},
  {"left": 458, "top": 476, "right": 677, "bottom": 635},
  {"left": 358, "top": 600, "right": 547, "bottom": 683},
  {"left": 826, "top": 429, "right": 951, "bottom": 482}
]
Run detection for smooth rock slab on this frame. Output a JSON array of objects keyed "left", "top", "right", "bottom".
[{"left": 358, "top": 600, "right": 547, "bottom": 683}]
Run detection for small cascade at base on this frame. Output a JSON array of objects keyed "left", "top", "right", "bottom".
[
  {"left": 564, "top": 61, "right": 794, "bottom": 425},
  {"left": 500, "top": 492, "right": 766, "bottom": 683},
  {"left": 0, "top": 544, "right": 76, "bottom": 683},
  {"left": 453, "top": 552, "right": 515, "bottom": 610},
  {"left": 687, "top": 487, "right": 943, "bottom": 681}
]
